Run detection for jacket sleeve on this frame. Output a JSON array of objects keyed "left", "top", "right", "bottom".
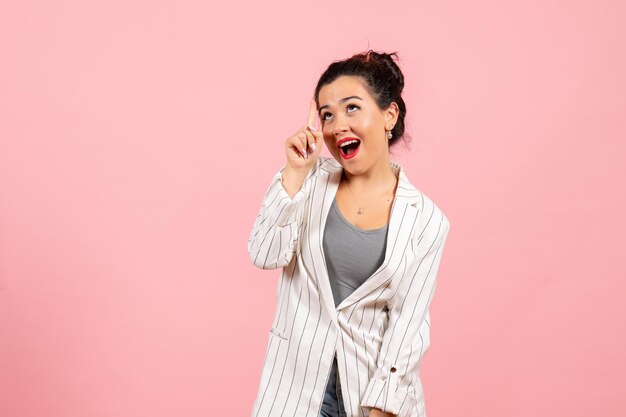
[
  {"left": 247, "top": 162, "right": 317, "bottom": 270},
  {"left": 360, "top": 210, "right": 450, "bottom": 417}
]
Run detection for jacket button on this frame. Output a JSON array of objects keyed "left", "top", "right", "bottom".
[{"left": 390, "top": 367, "right": 396, "bottom": 373}]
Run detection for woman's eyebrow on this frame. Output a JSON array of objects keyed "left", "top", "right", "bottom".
[{"left": 318, "top": 96, "right": 364, "bottom": 114}]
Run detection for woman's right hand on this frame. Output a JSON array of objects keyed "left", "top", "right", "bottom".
[{"left": 284, "top": 97, "right": 324, "bottom": 174}]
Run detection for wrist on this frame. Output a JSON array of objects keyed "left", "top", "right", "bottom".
[
  {"left": 369, "top": 409, "right": 395, "bottom": 417},
  {"left": 281, "top": 168, "right": 308, "bottom": 198},
  {"left": 283, "top": 166, "right": 309, "bottom": 179}
]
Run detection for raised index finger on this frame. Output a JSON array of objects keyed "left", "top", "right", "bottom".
[{"left": 307, "top": 97, "right": 319, "bottom": 129}]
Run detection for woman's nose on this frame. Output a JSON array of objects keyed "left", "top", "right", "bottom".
[{"left": 332, "top": 115, "right": 350, "bottom": 136}]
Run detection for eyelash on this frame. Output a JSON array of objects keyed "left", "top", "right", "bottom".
[{"left": 321, "top": 104, "right": 360, "bottom": 121}]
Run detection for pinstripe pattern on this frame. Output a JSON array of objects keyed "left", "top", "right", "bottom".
[{"left": 248, "top": 157, "right": 450, "bottom": 417}]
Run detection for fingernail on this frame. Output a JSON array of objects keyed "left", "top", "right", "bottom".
[
  {"left": 302, "top": 148, "right": 308, "bottom": 159},
  {"left": 310, "top": 142, "right": 316, "bottom": 152},
  {"left": 308, "top": 125, "right": 317, "bottom": 132}
]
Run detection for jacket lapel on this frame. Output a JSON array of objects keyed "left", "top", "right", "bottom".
[{"left": 311, "top": 158, "right": 422, "bottom": 315}]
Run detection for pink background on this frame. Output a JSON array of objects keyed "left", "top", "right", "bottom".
[{"left": 1, "top": 1, "right": 625, "bottom": 416}]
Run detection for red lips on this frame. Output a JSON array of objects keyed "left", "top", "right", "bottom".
[{"left": 336, "top": 137, "right": 361, "bottom": 160}]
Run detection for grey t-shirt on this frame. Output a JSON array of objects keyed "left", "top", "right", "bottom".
[
  {"left": 323, "top": 196, "right": 389, "bottom": 308},
  {"left": 321, "top": 196, "right": 389, "bottom": 411}
]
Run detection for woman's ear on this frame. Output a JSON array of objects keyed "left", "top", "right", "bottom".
[{"left": 385, "top": 102, "right": 399, "bottom": 130}]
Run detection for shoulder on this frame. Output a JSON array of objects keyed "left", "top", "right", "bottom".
[{"left": 409, "top": 184, "right": 451, "bottom": 237}]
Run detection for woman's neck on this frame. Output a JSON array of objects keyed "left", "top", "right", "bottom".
[{"left": 342, "top": 159, "right": 398, "bottom": 196}]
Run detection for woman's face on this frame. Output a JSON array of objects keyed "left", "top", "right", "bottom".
[{"left": 317, "top": 75, "right": 398, "bottom": 175}]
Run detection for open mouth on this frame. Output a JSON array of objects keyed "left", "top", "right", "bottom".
[{"left": 338, "top": 139, "right": 361, "bottom": 159}]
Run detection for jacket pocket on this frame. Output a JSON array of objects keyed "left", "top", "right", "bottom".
[{"left": 269, "top": 327, "right": 288, "bottom": 341}]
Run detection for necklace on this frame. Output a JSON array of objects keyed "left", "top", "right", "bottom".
[{"left": 343, "top": 172, "right": 398, "bottom": 215}]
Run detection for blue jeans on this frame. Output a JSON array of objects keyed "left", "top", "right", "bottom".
[{"left": 319, "top": 354, "right": 347, "bottom": 417}]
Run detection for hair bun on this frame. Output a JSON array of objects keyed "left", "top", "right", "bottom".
[{"left": 380, "top": 52, "right": 405, "bottom": 93}]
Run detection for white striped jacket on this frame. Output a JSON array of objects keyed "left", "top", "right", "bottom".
[{"left": 247, "top": 156, "right": 450, "bottom": 417}]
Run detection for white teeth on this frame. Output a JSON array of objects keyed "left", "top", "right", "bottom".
[{"left": 339, "top": 140, "right": 359, "bottom": 148}]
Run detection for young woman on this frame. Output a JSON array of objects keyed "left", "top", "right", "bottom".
[{"left": 248, "top": 50, "right": 451, "bottom": 417}]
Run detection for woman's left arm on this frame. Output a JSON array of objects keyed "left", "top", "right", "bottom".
[{"left": 360, "top": 209, "right": 451, "bottom": 417}]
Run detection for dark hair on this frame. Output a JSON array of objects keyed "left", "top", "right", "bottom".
[{"left": 314, "top": 49, "right": 410, "bottom": 148}]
